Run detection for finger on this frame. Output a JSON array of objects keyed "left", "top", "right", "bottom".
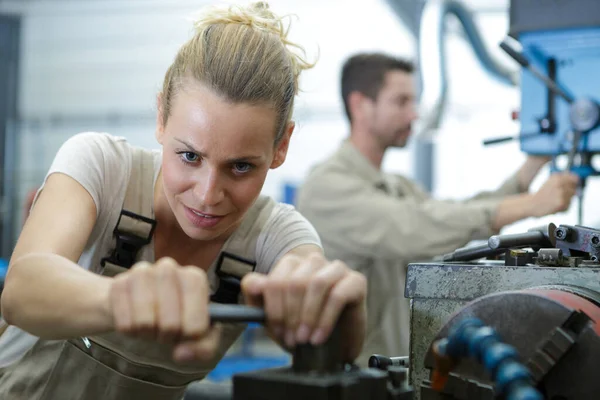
[
  {"left": 284, "top": 255, "right": 324, "bottom": 347},
  {"left": 241, "top": 273, "right": 267, "bottom": 307},
  {"left": 340, "top": 303, "right": 368, "bottom": 362},
  {"left": 311, "top": 271, "right": 367, "bottom": 346},
  {"left": 111, "top": 275, "right": 133, "bottom": 333},
  {"left": 297, "top": 260, "right": 347, "bottom": 344},
  {"left": 155, "top": 262, "right": 182, "bottom": 344},
  {"left": 178, "top": 266, "right": 210, "bottom": 339},
  {"left": 173, "top": 324, "right": 222, "bottom": 363},
  {"left": 263, "top": 256, "right": 299, "bottom": 338},
  {"left": 129, "top": 264, "right": 157, "bottom": 338}
]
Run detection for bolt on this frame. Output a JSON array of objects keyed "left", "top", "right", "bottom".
[
  {"left": 555, "top": 227, "right": 571, "bottom": 241},
  {"left": 592, "top": 235, "right": 600, "bottom": 248}
]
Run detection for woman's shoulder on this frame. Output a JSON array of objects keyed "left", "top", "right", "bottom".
[
  {"left": 60, "top": 132, "right": 130, "bottom": 156},
  {"left": 256, "top": 196, "right": 321, "bottom": 243},
  {"left": 252, "top": 196, "right": 322, "bottom": 273}
]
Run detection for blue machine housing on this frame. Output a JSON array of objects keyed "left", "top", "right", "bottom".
[
  {"left": 518, "top": 28, "right": 600, "bottom": 157},
  {"left": 508, "top": 0, "right": 600, "bottom": 173}
]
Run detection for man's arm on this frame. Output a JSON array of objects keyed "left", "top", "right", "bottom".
[
  {"left": 298, "top": 171, "right": 578, "bottom": 263},
  {"left": 490, "top": 172, "right": 577, "bottom": 231}
]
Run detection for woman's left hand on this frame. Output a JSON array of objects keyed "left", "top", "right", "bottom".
[{"left": 241, "top": 248, "right": 367, "bottom": 363}]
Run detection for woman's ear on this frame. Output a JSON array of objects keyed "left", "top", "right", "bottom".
[{"left": 270, "top": 122, "right": 295, "bottom": 169}]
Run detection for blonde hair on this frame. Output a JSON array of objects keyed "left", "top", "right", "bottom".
[{"left": 161, "top": 2, "right": 315, "bottom": 143}]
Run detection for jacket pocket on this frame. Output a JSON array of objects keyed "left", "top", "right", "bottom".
[{"left": 39, "top": 340, "right": 190, "bottom": 400}]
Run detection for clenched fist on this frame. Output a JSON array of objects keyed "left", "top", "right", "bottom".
[
  {"left": 530, "top": 172, "right": 579, "bottom": 217},
  {"left": 108, "top": 257, "right": 220, "bottom": 363}
]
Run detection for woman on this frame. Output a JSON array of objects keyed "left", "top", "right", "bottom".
[{"left": 0, "top": 2, "right": 366, "bottom": 399}]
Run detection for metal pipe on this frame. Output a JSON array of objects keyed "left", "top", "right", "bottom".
[{"left": 418, "top": 0, "right": 518, "bottom": 135}]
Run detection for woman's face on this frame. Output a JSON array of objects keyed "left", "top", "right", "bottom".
[{"left": 156, "top": 83, "right": 292, "bottom": 242}]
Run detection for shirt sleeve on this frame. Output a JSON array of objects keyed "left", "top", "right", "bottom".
[
  {"left": 254, "top": 203, "right": 322, "bottom": 274},
  {"left": 34, "top": 132, "right": 126, "bottom": 216},
  {"left": 298, "top": 171, "right": 502, "bottom": 262}
]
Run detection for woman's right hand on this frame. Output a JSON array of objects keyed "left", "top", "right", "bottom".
[{"left": 109, "top": 257, "right": 220, "bottom": 363}]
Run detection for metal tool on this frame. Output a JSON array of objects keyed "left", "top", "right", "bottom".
[
  {"left": 209, "top": 304, "right": 266, "bottom": 324},
  {"left": 201, "top": 304, "right": 414, "bottom": 400},
  {"left": 441, "top": 224, "right": 555, "bottom": 262}
]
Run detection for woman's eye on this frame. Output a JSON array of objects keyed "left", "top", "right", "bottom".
[
  {"left": 234, "top": 162, "right": 252, "bottom": 174},
  {"left": 181, "top": 152, "right": 199, "bottom": 163}
]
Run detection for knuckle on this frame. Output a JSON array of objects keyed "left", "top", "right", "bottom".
[
  {"left": 309, "top": 274, "right": 331, "bottom": 292},
  {"left": 328, "top": 289, "right": 346, "bottom": 309},
  {"left": 181, "top": 266, "right": 207, "bottom": 285},
  {"left": 307, "top": 252, "right": 325, "bottom": 264},
  {"left": 280, "top": 253, "right": 302, "bottom": 265},
  {"left": 352, "top": 271, "right": 368, "bottom": 287},
  {"left": 267, "top": 276, "right": 288, "bottom": 291},
  {"left": 131, "top": 261, "right": 152, "bottom": 274},
  {"left": 157, "top": 257, "right": 178, "bottom": 267}
]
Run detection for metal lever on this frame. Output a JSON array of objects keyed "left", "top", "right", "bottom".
[
  {"left": 442, "top": 242, "right": 504, "bottom": 262},
  {"left": 499, "top": 39, "right": 574, "bottom": 104},
  {"left": 441, "top": 224, "right": 556, "bottom": 262},
  {"left": 369, "top": 354, "right": 409, "bottom": 370},
  {"left": 488, "top": 230, "right": 552, "bottom": 250},
  {"left": 483, "top": 131, "right": 542, "bottom": 146},
  {"left": 209, "top": 304, "right": 266, "bottom": 323},
  {"left": 210, "top": 303, "right": 345, "bottom": 374}
]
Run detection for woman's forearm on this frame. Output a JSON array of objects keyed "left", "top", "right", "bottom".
[{"left": 2, "top": 252, "right": 114, "bottom": 339}]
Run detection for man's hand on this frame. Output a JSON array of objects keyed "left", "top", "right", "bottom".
[
  {"left": 529, "top": 172, "right": 579, "bottom": 217},
  {"left": 517, "top": 155, "right": 552, "bottom": 190},
  {"left": 241, "top": 251, "right": 367, "bottom": 363}
]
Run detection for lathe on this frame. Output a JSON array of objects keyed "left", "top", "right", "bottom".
[{"left": 189, "top": 222, "right": 600, "bottom": 400}]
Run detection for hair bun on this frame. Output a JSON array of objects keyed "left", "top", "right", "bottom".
[
  {"left": 193, "top": 1, "right": 286, "bottom": 40},
  {"left": 191, "top": 1, "right": 315, "bottom": 79}
]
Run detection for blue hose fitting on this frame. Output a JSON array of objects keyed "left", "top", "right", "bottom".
[{"left": 437, "top": 317, "right": 543, "bottom": 400}]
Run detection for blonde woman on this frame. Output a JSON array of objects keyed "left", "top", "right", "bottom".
[{"left": 0, "top": 3, "right": 366, "bottom": 399}]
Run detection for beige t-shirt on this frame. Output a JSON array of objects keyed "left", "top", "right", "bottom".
[{"left": 0, "top": 132, "right": 321, "bottom": 368}]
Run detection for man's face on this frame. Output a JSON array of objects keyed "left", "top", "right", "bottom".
[{"left": 368, "top": 70, "right": 418, "bottom": 148}]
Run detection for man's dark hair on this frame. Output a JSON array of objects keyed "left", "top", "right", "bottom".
[{"left": 341, "top": 52, "right": 414, "bottom": 121}]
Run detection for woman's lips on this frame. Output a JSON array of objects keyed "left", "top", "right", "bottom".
[{"left": 184, "top": 206, "right": 225, "bottom": 229}]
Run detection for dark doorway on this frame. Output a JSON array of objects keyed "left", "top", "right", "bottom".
[{"left": 0, "top": 14, "right": 20, "bottom": 259}]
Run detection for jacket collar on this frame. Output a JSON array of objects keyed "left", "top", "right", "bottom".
[{"left": 336, "top": 140, "right": 390, "bottom": 191}]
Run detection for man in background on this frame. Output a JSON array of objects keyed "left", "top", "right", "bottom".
[{"left": 296, "top": 52, "right": 579, "bottom": 366}]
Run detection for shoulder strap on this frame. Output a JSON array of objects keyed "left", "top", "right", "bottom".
[
  {"left": 101, "top": 147, "right": 157, "bottom": 277},
  {"left": 209, "top": 196, "right": 276, "bottom": 304}
]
